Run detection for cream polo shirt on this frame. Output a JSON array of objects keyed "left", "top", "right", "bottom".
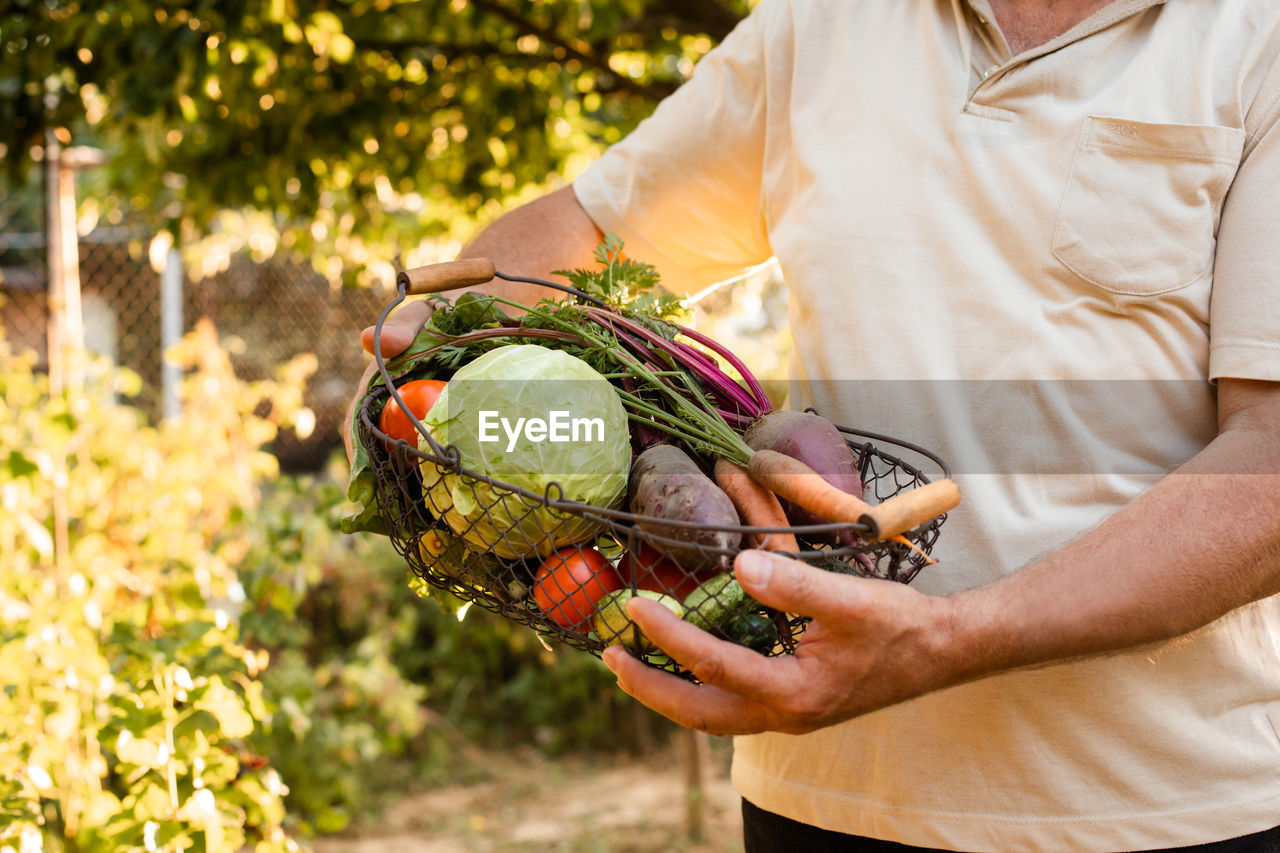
[{"left": 573, "top": 0, "right": 1280, "bottom": 850}]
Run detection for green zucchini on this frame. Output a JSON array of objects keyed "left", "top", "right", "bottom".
[
  {"left": 682, "top": 573, "right": 781, "bottom": 653},
  {"left": 724, "top": 612, "right": 779, "bottom": 653},
  {"left": 594, "top": 589, "right": 683, "bottom": 652},
  {"left": 681, "top": 573, "right": 751, "bottom": 631}
]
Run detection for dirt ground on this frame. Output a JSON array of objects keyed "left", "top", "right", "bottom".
[{"left": 313, "top": 736, "right": 745, "bottom": 853}]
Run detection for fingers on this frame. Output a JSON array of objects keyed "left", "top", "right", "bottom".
[
  {"left": 361, "top": 299, "right": 435, "bottom": 357},
  {"left": 609, "top": 596, "right": 846, "bottom": 734},
  {"left": 624, "top": 596, "right": 806, "bottom": 701},
  {"left": 734, "top": 549, "right": 875, "bottom": 622},
  {"left": 600, "top": 554, "right": 935, "bottom": 736},
  {"left": 601, "top": 645, "right": 775, "bottom": 735}
]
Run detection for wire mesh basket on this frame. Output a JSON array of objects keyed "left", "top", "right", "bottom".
[{"left": 352, "top": 260, "right": 958, "bottom": 677}]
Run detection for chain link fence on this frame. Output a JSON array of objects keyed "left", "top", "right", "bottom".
[
  {"left": 0, "top": 188, "right": 50, "bottom": 369},
  {"left": 0, "top": 162, "right": 390, "bottom": 471},
  {"left": 190, "top": 253, "right": 391, "bottom": 469},
  {"left": 2, "top": 156, "right": 794, "bottom": 473}
]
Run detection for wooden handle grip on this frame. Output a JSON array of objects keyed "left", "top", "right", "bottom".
[
  {"left": 859, "top": 479, "right": 961, "bottom": 541},
  {"left": 396, "top": 258, "right": 496, "bottom": 295}
]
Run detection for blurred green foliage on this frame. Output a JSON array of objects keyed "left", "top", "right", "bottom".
[
  {"left": 0, "top": 330, "right": 303, "bottom": 849},
  {"left": 0, "top": 325, "right": 669, "bottom": 847},
  {"left": 1, "top": 0, "right": 751, "bottom": 283}
]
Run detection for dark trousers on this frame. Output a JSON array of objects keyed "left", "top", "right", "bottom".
[{"left": 743, "top": 799, "right": 1280, "bottom": 853}]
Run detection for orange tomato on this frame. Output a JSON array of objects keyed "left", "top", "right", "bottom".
[
  {"left": 531, "top": 546, "right": 623, "bottom": 630},
  {"left": 379, "top": 379, "right": 446, "bottom": 448},
  {"left": 618, "top": 542, "right": 711, "bottom": 601}
]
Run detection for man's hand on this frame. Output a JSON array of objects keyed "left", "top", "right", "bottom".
[
  {"left": 342, "top": 299, "right": 435, "bottom": 464},
  {"left": 601, "top": 549, "right": 964, "bottom": 736},
  {"left": 603, "top": 378, "right": 1280, "bottom": 737}
]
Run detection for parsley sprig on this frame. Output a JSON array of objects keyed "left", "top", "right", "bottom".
[{"left": 554, "top": 233, "right": 686, "bottom": 321}]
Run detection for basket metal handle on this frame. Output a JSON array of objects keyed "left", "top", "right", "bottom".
[{"left": 396, "top": 258, "right": 497, "bottom": 295}]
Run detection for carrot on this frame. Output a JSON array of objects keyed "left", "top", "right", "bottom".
[
  {"left": 746, "top": 449, "right": 873, "bottom": 526},
  {"left": 888, "top": 534, "right": 938, "bottom": 565},
  {"left": 743, "top": 411, "right": 865, "bottom": 545},
  {"left": 714, "top": 459, "right": 799, "bottom": 553},
  {"left": 746, "top": 449, "right": 961, "bottom": 544}
]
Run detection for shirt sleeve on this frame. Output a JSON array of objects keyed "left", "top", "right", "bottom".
[
  {"left": 1208, "top": 57, "right": 1280, "bottom": 382},
  {"left": 572, "top": 2, "right": 778, "bottom": 297}
]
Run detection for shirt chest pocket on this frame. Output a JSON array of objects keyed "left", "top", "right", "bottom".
[{"left": 1051, "top": 117, "right": 1245, "bottom": 297}]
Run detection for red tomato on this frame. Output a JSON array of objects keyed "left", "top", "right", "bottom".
[
  {"left": 531, "top": 547, "right": 623, "bottom": 630},
  {"left": 618, "top": 543, "right": 708, "bottom": 601},
  {"left": 380, "top": 379, "right": 447, "bottom": 447}
]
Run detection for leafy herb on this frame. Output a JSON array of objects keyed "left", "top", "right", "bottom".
[
  {"left": 429, "top": 292, "right": 509, "bottom": 335},
  {"left": 554, "top": 233, "right": 686, "bottom": 321}
]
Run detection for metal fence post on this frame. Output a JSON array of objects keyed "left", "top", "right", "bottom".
[
  {"left": 43, "top": 134, "right": 105, "bottom": 396},
  {"left": 44, "top": 132, "right": 79, "bottom": 396},
  {"left": 161, "top": 247, "right": 184, "bottom": 420}
]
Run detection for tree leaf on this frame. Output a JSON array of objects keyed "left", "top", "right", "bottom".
[
  {"left": 196, "top": 678, "right": 255, "bottom": 739},
  {"left": 4, "top": 450, "right": 37, "bottom": 479}
]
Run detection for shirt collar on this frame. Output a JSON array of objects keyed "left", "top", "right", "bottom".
[{"left": 962, "top": 0, "right": 1168, "bottom": 64}]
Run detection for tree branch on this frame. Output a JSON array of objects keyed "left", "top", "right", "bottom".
[
  {"left": 467, "top": 0, "right": 676, "bottom": 102},
  {"left": 352, "top": 38, "right": 523, "bottom": 64},
  {"left": 641, "top": 0, "right": 744, "bottom": 41},
  {"left": 350, "top": 37, "right": 675, "bottom": 99}
]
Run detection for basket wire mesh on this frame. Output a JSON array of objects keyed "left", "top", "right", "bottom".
[{"left": 355, "top": 271, "right": 953, "bottom": 677}]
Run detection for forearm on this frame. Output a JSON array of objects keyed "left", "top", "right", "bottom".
[
  {"left": 451, "top": 184, "right": 604, "bottom": 306},
  {"left": 944, "top": 421, "right": 1280, "bottom": 685}
]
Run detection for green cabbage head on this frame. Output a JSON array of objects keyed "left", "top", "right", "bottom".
[{"left": 420, "top": 344, "right": 630, "bottom": 560}]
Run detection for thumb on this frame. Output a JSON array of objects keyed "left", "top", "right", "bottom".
[
  {"left": 733, "top": 549, "right": 877, "bottom": 621},
  {"left": 361, "top": 299, "right": 435, "bottom": 357}
]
